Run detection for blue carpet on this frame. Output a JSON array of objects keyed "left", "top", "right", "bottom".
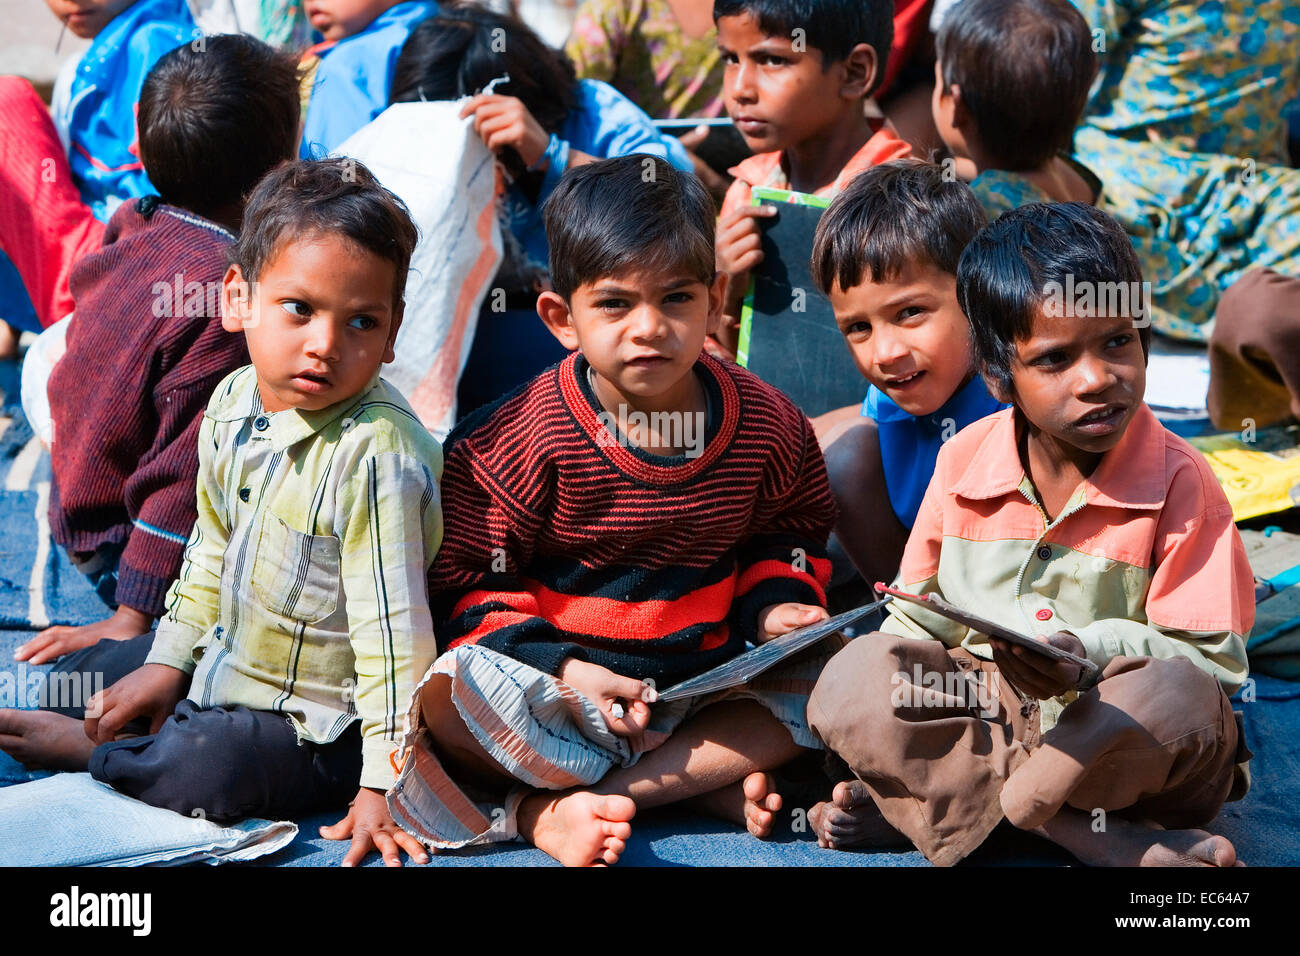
[{"left": 0, "top": 352, "right": 1297, "bottom": 866}]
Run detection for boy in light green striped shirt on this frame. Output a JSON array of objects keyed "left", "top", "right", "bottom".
[{"left": 8, "top": 159, "right": 444, "bottom": 868}]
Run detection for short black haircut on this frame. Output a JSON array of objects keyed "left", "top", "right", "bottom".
[
  {"left": 956, "top": 202, "right": 1150, "bottom": 397},
  {"left": 391, "top": 4, "right": 577, "bottom": 178},
  {"left": 231, "top": 159, "right": 419, "bottom": 316},
  {"left": 542, "top": 155, "right": 714, "bottom": 302},
  {"left": 713, "top": 0, "right": 893, "bottom": 88},
  {"left": 811, "top": 159, "right": 988, "bottom": 294},
  {"left": 136, "top": 34, "right": 299, "bottom": 219},
  {"left": 936, "top": 0, "right": 1097, "bottom": 170}
]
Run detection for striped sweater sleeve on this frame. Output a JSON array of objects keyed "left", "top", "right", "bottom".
[{"left": 729, "top": 410, "right": 836, "bottom": 643}]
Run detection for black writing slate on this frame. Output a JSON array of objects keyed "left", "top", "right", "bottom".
[{"left": 739, "top": 187, "right": 866, "bottom": 418}]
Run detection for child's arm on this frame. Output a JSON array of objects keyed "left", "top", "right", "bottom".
[
  {"left": 713, "top": 184, "right": 777, "bottom": 357},
  {"left": 730, "top": 413, "right": 837, "bottom": 643},
  {"left": 335, "top": 450, "right": 443, "bottom": 794},
  {"left": 1056, "top": 474, "right": 1252, "bottom": 695},
  {"left": 142, "top": 413, "right": 230, "bottom": 675},
  {"left": 320, "top": 447, "right": 443, "bottom": 867},
  {"left": 20, "top": 330, "right": 244, "bottom": 664},
  {"left": 83, "top": 414, "right": 231, "bottom": 741}
]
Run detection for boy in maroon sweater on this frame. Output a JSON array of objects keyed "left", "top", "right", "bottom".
[
  {"left": 14, "top": 36, "right": 301, "bottom": 666},
  {"left": 386, "top": 156, "right": 837, "bottom": 866}
]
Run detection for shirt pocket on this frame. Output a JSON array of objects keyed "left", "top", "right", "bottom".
[{"left": 251, "top": 512, "right": 341, "bottom": 624}]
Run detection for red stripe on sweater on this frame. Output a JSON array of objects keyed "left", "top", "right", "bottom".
[
  {"left": 525, "top": 574, "right": 735, "bottom": 642},
  {"left": 736, "top": 558, "right": 829, "bottom": 606}
]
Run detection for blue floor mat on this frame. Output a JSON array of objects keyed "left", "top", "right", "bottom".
[{"left": 4, "top": 616, "right": 1298, "bottom": 866}]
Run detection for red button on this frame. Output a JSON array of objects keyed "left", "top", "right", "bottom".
[{"left": 1035, "top": 609, "right": 1053, "bottom": 621}]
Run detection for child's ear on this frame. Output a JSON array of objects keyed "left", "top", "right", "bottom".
[
  {"left": 706, "top": 272, "right": 726, "bottom": 337},
  {"left": 221, "top": 264, "right": 251, "bottom": 333},
  {"left": 948, "top": 83, "right": 972, "bottom": 134},
  {"left": 841, "top": 42, "right": 878, "bottom": 101},
  {"left": 383, "top": 305, "right": 404, "bottom": 364},
  {"left": 537, "top": 291, "right": 580, "bottom": 350}
]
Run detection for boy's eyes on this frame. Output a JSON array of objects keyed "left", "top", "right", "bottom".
[
  {"left": 1107, "top": 332, "right": 1134, "bottom": 348},
  {"left": 348, "top": 315, "right": 379, "bottom": 331},
  {"left": 282, "top": 300, "right": 310, "bottom": 317}
]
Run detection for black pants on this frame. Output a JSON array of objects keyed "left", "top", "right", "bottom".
[{"left": 43, "top": 633, "right": 361, "bottom": 822}]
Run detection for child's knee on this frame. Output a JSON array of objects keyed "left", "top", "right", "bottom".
[{"left": 808, "top": 632, "right": 913, "bottom": 745}]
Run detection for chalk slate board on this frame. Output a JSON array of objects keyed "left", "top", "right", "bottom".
[{"left": 737, "top": 187, "right": 867, "bottom": 418}]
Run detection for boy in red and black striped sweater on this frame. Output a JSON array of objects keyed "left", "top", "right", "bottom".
[{"left": 387, "top": 155, "right": 837, "bottom": 866}]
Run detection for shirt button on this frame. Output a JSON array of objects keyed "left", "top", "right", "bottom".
[
  {"left": 239, "top": 487, "right": 250, "bottom": 502},
  {"left": 1036, "top": 545, "right": 1052, "bottom": 560},
  {"left": 1035, "top": 608, "right": 1053, "bottom": 621},
  {"left": 253, "top": 416, "right": 270, "bottom": 431}
]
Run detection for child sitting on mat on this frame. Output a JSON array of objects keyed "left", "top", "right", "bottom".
[
  {"left": 1, "top": 159, "right": 444, "bottom": 868},
  {"left": 386, "top": 155, "right": 837, "bottom": 866},
  {"left": 807, "top": 202, "right": 1253, "bottom": 867}
]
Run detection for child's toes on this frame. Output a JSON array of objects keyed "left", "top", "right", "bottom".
[{"left": 602, "top": 818, "right": 633, "bottom": 841}]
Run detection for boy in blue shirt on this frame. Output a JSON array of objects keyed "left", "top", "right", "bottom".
[
  {"left": 811, "top": 159, "right": 1004, "bottom": 590},
  {"left": 298, "top": 0, "right": 439, "bottom": 158},
  {"left": 0, "top": 0, "right": 193, "bottom": 334}
]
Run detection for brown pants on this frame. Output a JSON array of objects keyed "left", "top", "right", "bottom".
[
  {"left": 1208, "top": 267, "right": 1300, "bottom": 429},
  {"left": 807, "top": 634, "right": 1247, "bottom": 866}
]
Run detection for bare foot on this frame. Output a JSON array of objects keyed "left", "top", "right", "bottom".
[
  {"left": 0, "top": 708, "right": 96, "bottom": 770},
  {"left": 1040, "top": 808, "right": 1243, "bottom": 867},
  {"left": 809, "top": 779, "right": 904, "bottom": 849},
  {"left": 741, "top": 771, "right": 783, "bottom": 838},
  {"left": 518, "top": 790, "right": 636, "bottom": 866}
]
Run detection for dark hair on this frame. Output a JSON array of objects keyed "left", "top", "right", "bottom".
[
  {"left": 231, "top": 159, "right": 419, "bottom": 315},
  {"left": 713, "top": 0, "right": 893, "bottom": 88},
  {"left": 390, "top": 4, "right": 577, "bottom": 178},
  {"left": 936, "top": 0, "right": 1097, "bottom": 171},
  {"left": 811, "top": 159, "right": 988, "bottom": 294},
  {"left": 956, "top": 202, "right": 1150, "bottom": 397},
  {"left": 136, "top": 34, "right": 299, "bottom": 219},
  {"left": 542, "top": 156, "right": 714, "bottom": 301}
]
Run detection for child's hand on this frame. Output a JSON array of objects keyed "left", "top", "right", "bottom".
[
  {"left": 459, "top": 93, "right": 551, "bottom": 168},
  {"left": 320, "top": 787, "right": 430, "bottom": 867},
  {"left": 677, "top": 124, "right": 731, "bottom": 201},
  {"left": 989, "top": 631, "right": 1089, "bottom": 700},
  {"left": 716, "top": 204, "right": 777, "bottom": 307},
  {"left": 557, "top": 657, "right": 656, "bottom": 736},
  {"left": 15, "top": 605, "right": 153, "bottom": 666},
  {"left": 84, "top": 663, "right": 189, "bottom": 743},
  {"left": 757, "top": 603, "right": 829, "bottom": 643}
]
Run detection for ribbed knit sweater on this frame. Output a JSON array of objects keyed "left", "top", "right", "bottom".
[
  {"left": 48, "top": 198, "right": 249, "bottom": 617},
  {"left": 432, "top": 351, "right": 836, "bottom": 685}
]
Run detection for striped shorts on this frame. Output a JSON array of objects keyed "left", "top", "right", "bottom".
[{"left": 386, "top": 641, "right": 837, "bottom": 849}]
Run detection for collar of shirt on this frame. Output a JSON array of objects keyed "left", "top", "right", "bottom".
[
  {"left": 206, "top": 365, "right": 384, "bottom": 452},
  {"left": 948, "top": 403, "right": 1169, "bottom": 511},
  {"left": 863, "top": 372, "right": 1006, "bottom": 432},
  {"left": 726, "top": 119, "right": 912, "bottom": 196}
]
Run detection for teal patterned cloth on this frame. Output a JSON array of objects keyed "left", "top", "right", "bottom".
[
  {"left": 1069, "top": 0, "right": 1300, "bottom": 340},
  {"left": 968, "top": 156, "right": 1103, "bottom": 221}
]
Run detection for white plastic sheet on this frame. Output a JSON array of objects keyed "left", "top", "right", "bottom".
[{"left": 335, "top": 102, "right": 502, "bottom": 440}]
